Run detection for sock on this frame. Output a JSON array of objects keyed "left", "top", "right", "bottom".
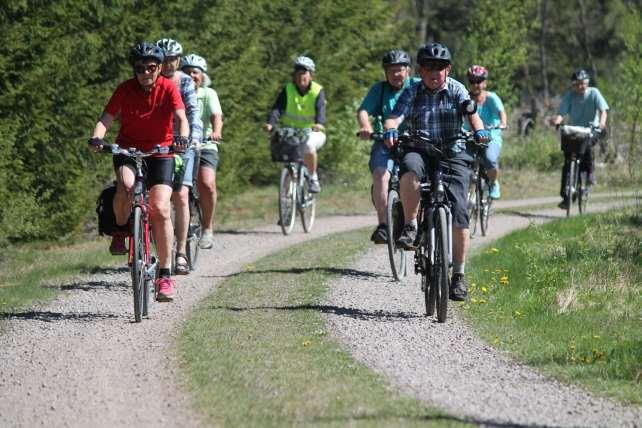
[
  {"left": 409, "top": 219, "right": 418, "bottom": 228},
  {"left": 453, "top": 261, "right": 465, "bottom": 275},
  {"left": 159, "top": 268, "right": 171, "bottom": 278}
]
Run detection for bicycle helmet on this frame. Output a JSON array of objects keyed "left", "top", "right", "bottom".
[
  {"left": 129, "top": 42, "right": 164, "bottom": 65},
  {"left": 181, "top": 54, "right": 208, "bottom": 72},
  {"left": 467, "top": 65, "right": 488, "bottom": 82},
  {"left": 294, "top": 56, "right": 315, "bottom": 72},
  {"left": 571, "top": 69, "right": 590, "bottom": 81},
  {"left": 382, "top": 50, "right": 411, "bottom": 67},
  {"left": 416, "top": 42, "right": 452, "bottom": 65},
  {"left": 156, "top": 38, "right": 183, "bottom": 57}
]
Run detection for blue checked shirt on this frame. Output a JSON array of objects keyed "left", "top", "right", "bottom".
[
  {"left": 177, "top": 71, "right": 203, "bottom": 144},
  {"left": 390, "top": 77, "right": 471, "bottom": 153}
]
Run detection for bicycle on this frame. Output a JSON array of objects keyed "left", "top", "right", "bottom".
[
  {"left": 271, "top": 127, "right": 316, "bottom": 235},
  {"left": 559, "top": 125, "right": 599, "bottom": 217},
  {"left": 398, "top": 130, "right": 475, "bottom": 322},
  {"left": 466, "top": 125, "right": 501, "bottom": 237},
  {"left": 97, "top": 143, "right": 173, "bottom": 322}
]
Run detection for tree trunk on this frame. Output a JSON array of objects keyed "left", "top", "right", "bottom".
[
  {"left": 577, "top": 0, "right": 597, "bottom": 82},
  {"left": 538, "top": 0, "right": 550, "bottom": 106},
  {"left": 416, "top": 0, "right": 429, "bottom": 44}
]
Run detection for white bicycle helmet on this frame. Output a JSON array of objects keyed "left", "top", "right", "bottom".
[
  {"left": 181, "top": 54, "right": 208, "bottom": 72},
  {"left": 294, "top": 56, "right": 315, "bottom": 72},
  {"left": 156, "top": 38, "right": 183, "bottom": 57}
]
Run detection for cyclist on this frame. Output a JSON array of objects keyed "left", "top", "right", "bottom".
[
  {"left": 264, "top": 56, "right": 326, "bottom": 193},
  {"left": 465, "top": 65, "right": 507, "bottom": 199},
  {"left": 157, "top": 38, "right": 203, "bottom": 274},
  {"left": 181, "top": 54, "right": 224, "bottom": 249},
  {"left": 552, "top": 69, "right": 608, "bottom": 209},
  {"left": 357, "top": 50, "right": 421, "bottom": 244},
  {"left": 383, "top": 42, "right": 489, "bottom": 301},
  {"left": 89, "top": 42, "right": 189, "bottom": 302}
]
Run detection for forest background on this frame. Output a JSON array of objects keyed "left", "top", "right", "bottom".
[{"left": 0, "top": 0, "right": 640, "bottom": 245}]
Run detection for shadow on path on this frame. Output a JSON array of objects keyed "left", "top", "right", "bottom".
[
  {"left": 215, "top": 229, "right": 282, "bottom": 236},
  {"left": 0, "top": 310, "right": 120, "bottom": 322},
  {"left": 207, "top": 267, "right": 381, "bottom": 280},
  {"left": 58, "top": 280, "right": 129, "bottom": 291},
  {"left": 502, "top": 210, "right": 561, "bottom": 221},
  {"left": 81, "top": 266, "right": 129, "bottom": 275}
]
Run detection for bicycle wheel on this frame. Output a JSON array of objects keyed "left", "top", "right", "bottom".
[
  {"left": 467, "top": 179, "right": 478, "bottom": 237},
  {"left": 186, "top": 191, "right": 202, "bottom": 270},
  {"left": 480, "top": 178, "right": 492, "bottom": 236},
  {"left": 423, "top": 216, "right": 436, "bottom": 316},
  {"left": 131, "top": 206, "right": 145, "bottom": 323},
  {"left": 434, "top": 207, "right": 450, "bottom": 323},
  {"left": 386, "top": 189, "right": 407, "bottom": 281},
  {"left": 299, "top": 168, "right": 316, "bottom": 233},
  {"left": 278, "top": 167, "right": 297, "bottom": 235},
  {"left": 565, "top": 161, "right": 574, "bottom": 218},
  {"left": 578, "top": 172, "right": 589, "bottom": 215}
]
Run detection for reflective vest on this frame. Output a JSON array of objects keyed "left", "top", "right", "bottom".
[{"left": 282, "top": 81, "right": 322, "bottom": 129}]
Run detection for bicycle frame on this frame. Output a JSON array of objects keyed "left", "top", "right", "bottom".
[{"left": 128, "top": 159, "right": 153, "bottom": 271}]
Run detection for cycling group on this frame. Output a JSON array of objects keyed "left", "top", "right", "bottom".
[
  {"left": 89, "top": 39, "right": 223, "bottom": 302},
  {"left": 357, "top": 43, "right": 608, "bottom": 308}
]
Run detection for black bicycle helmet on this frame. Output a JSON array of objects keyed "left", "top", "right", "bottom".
[
  {"left": 382, "top": 49, "right": 411, "bottom": 67},
  {"left": 128, "top": 42, "right": 165, "bottom": 65},
  {"left": 416, "top": 42, "right": 452, "bottom": 65},
  {"left": 571, "top": 69, "right": 590, "bottom": 81}
]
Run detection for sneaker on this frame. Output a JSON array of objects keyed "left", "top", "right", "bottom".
[
  {"left": 558, "top": 199, "right": 569, "bottom": 210},
  {"left": 199, "top": 230, "right": 214, "bottom": 249},
  {"left": 109, "top": 232, "right": 128, "bottom": 255},
  {"left": 397, "top": 223, "right": 417, "bottom": 250},
  {"left": 155, "top": 277, "right": 175, "bottom": 302},
  {"left": 588, "top": 173, "right": 596, "bottom": 186},
  {"left": 489, "top": 181, "right": 501, "bottom": 199},
  {"left": 308, "top": 178, "right": 321, "bottom": 194},
  {"left": 450, "top": 273, "right": 468, "bottom": 301},
  {"left": 370, "top": 224, "right": 388, "bottom": 244}
]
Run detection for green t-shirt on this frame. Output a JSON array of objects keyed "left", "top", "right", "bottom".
[{"left": 197, "top": 86, "right": 223, "bottom": 151}]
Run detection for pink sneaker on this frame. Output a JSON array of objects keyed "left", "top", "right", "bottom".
[
  {"left": 109, "top": 232, "right": 128, "bottom": 255},
  {"left": 155, "top": 277, "right": 175, "bottom": 302}
]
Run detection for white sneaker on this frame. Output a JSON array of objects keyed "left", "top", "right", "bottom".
[{"left": 199, "top": 230, "right": 214, "bottom": 249}]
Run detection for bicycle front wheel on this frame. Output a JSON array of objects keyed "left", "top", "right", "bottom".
[
  {"left": 565, "top": 161, "right": 574, "bottom": 218},
  {"left": 131, "top": 206, "right": 145, "bottom": 323},
  {"left": 299, "top": 169, "right": 316, "bottom": 233},
  {"left": 480, "top": 178, "right": 492, "bottom": 236},
  {"left": 278, "top": 167, "right": 297, "bottom": 235},
  {"left": 467, "top": 178, "right": 478, "bottom": 238},
  {"left": 187, "top": 192, "right": 202, "bottom": 270},
  {"left": 578, "top": 172, "right": 589, "bottom": 215},
  {"left": 435, "top": 207, "right": 450, "bottom": 323},
  {"left": 386, "top": 189, "right": 407, "bottom": 281}
]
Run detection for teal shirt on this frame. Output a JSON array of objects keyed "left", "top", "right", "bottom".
[
  {"left": 358, "top": 77, "right": 421, "bottom": 133},
  {"left": 464, "top": 91, "right": 505, "bottom": 145},
  {"left": 559, "top": 87, "right": 609, "bottom": 127}
]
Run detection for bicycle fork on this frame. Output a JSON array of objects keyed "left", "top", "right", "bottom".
[{"left": 426, "top": 205, "right": 453, "bottom": 268}]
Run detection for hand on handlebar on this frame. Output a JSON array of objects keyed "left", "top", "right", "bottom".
[
  {"left": 173, "top": 135, "right": 189, "bottom": 153},
  {"left": 88, "top": 137, "right": 104, "bottom": 152},
  {"left": 357, "top": 128, "right": 372, "bottom": 140},
  {"left": 383, "top": 128, "right": 398, "bottom": 148},
  {"left": 474, "top": 129, "right": 491, "bottom": 145}
]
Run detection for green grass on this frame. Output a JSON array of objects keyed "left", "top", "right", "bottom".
[
  {"left": 461, "top": 206, "right": 642, "bottom": 404},
  {"left": 179, "top": 229, "right": 468, "bottom": 427},
  {"left": 0, "top": 238, "right": 121, "bottom": 313}
]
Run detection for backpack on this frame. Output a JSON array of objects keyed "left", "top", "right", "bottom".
[{"left": 95, "top": 183, "right": 118, "bottom": 236}]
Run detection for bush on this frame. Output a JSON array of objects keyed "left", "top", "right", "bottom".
[{"left": 502, "top": 129, "right": 564, "bottom": 172}]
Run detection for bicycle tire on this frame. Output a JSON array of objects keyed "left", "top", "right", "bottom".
[
  {"left": 423, "top": 211, "right": 436, "bottom": 316},
  {"left": 278, "top": 167, "right": 296, "bottom": 235},
  {"left": 578, "top": 171, "right": 588, "bottom": 215},
  {"left": 299, "top": 167, "right": 316, "bottom": 233},
  {"left": 386, "top": 189, "right": 407, "bottom": 281},
  {"left": 467, "top": 179, "right": 478, "bottom": 238},
  {"left": 187, "top": 192, "right": 202, "bottom": 270},
  {"left": 480, "top": 177, "right": 492, "bottom": 236},
  {"left": 435, "top": 207, "right": 449, "bottom": 323},
  {"left": 565, "top": 161, "right": 574, "bottom": 218},
  {"left": 132, "top": 206, "right": 145, "bottom": 323}
]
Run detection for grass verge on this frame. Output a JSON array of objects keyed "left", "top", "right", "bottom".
[
  {"left": 0, "top": 238, "right": 121, "bottom": 313},
  {"left": 462, "top": 206, "right": 642, "bottom": 404},
  {"left": 179, "top": 229, "right": 467, "bottom": 427}
]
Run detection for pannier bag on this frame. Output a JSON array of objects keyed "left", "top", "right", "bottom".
[
  {"left": 96, "top": 183, "right": 118, "bottom": 236},
  {"left": 270, "top": 127, "right": 306, "bottom": 162}
]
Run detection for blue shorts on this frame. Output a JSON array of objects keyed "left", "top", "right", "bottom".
[
  {"left": 483, "top": 141, "right": 501, "bottom": 170},
  {"left": 369, "top": 140, "right": 394, "bottom": 173},
  {"left": 180, "top": 148, "right": 196, "bottom": 187}
]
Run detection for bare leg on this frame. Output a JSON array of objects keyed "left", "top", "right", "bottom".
[
  {"left": 114, "top": 166, "right": 135, "bottom": 226},
  {"left": 148, "top": 184, "right": 174, "bottom": 270},
  {"left": 452, "top": 226, "right": 469, "bottom": 265},
  {"left": 486, "top": 168, "right": 498, "bottom": 183},
  {"left": 197, "top": 166, "right": 217, "bottom": 231},
  {"left": 303, "top": 151, "right": 317, "bottom": 175},
  {"left": 372, "top": 168, "right": 390, "bottom": 224},
  {"left": 171, "top": 186, "right": 189, "bottom": 255},
  {"left": 400, "top": 172, "right": 420, "bottom": 223}
]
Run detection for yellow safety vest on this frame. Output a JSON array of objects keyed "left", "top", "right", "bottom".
[{"left": 282, "top": 81, "right": 322, "bottom": 129}]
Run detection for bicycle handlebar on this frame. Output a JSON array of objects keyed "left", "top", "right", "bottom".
[{"left": 96, "top": 143, "right": 176, "bottom": 157}]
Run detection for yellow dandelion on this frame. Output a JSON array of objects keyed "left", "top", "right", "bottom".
[
  {"left": 471, "top": 298, "right": 478, "bottom": 303},
  {"left": 500, "top": 276, "right": 509, "bottom": 285},
  {"left": 491, "top": 247, "right": 499, "bottom": 253},
  {"left": 514, "top": 310, "right": 522, "bottom": 316},
  {"left": 593, "top": 335, "right": 601, "bottom": 340},
  {"left": 481, "top": 286, "right": 488, "bottom": 293},
  {"left": 302, "top": 340, "right": 312, "bottom": 347},
  {"left": 479, "top": 299, "right": 486, "bottom": 304}
]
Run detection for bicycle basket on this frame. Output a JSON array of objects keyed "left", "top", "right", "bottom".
[
  {"left": 270, "top": 128, "right": 305, "bottom": 162},
  {"left": 561, "top": 127, "right": 591, "bottom": 156}
]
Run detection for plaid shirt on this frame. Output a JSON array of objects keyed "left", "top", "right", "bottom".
[
  {"left": 390, "top": 77, "right": 470, "bottom": 153},
  {"left": 177, "top": 71, "right": 203, "bottom": 144}
]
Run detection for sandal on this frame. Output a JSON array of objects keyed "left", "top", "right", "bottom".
[{"left": 174, "top": 253, "right": 190, "bottom": 275}]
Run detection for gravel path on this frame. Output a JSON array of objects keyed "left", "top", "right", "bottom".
[
  {"left": 323, "top": 200, "right": 642, "bottom": 427},
  {"left": 0, "top": 215, "right": 372, "bottom": 428}
]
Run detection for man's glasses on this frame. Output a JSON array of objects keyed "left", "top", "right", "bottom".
[
  {"left": 419, "top": 61, "right": 448, "bottom": 71},
  {"left": 134, "top": 63, "right": 159, "bottom": 74}
]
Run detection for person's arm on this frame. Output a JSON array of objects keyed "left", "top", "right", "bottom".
[
  {"left": 499, "top": 110, "right": 508, "bottom": 129},
  {"left": 357, "top": 109, "right": 373, "bottom": 140},
  {"left": 182, "top": 76, "right": 203, "bottom": 144},
  {"left": 91, "top": 112, "right": 114, "bottom": 140},
  {"left": 175, "top": 108, "right": 189, "bottom": 138},
  {"left": 312, "top": 89, "right": 326, "bottom": 132},
  {"left": 552, "top": 91, "right": 570, "bottom": 127},
  {"left": 598, "top": 109, "right": 607, "bottom": 129},
  {"left": 265, "top": 88, "right": 286, "bottom": 132},
  {"left": 211, "top": 113, "right": 223, "bottom": 140}
]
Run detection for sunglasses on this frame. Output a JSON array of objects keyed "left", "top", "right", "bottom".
[
  {"left": 468, "top": 78, "right": 485, "bottom": 84},
  {"left": 134, "top": 63, "right": 159, "bottom": 74},
  {"left": 419, "top": 61, "right": 448, "bottom": 71}
]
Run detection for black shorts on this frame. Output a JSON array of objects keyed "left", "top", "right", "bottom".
[
  {"left": 200, "top": 149, "right": 219, "bottom": 170},
  {"left": 113, "top": 155, "right": 175, "bottom": 188},
  {"left": 400, "top": 150, "right": 473, "bottom": 229}
]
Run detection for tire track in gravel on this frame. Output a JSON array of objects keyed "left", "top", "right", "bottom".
[
  {"left": 0, "top": 215, "right": 373, "bottom": 428},
  {"left": 323, "top": 200, "right": 642, "bottom": 427}
]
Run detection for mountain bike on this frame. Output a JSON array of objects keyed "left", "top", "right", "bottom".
[
  {"left": 98, "top": 144, "right": 173, "bottom": 322},
  {"left": 398, "top": 131, "right": 475, "bottom": 323},
  {"left": 467, "top": 125, "right": 501, "bottom": 237},
  {"left": 271, "top": 127, "right": 316, "bottom": 235},
  {"left": 560, "top": 125, "right": 599, "bottom": 217}
]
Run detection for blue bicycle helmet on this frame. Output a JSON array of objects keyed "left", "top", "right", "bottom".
[{"left": 129, "top": 42, "right": 164, "bottom": 65}]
